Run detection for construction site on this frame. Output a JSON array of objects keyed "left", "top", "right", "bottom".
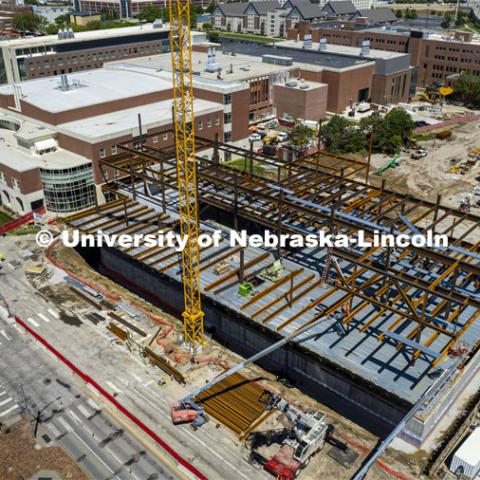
[
  {"left": 1, "top": 2, "right": 480, "bottom": 480},
  {"left": 57, "top": 119, "right": 480, "bottom": 474}
]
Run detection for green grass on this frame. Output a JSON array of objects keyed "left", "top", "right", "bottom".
[
  {"left": 412, "top": 133, "right": 434, "bottom": 142},
  {"left": 224, "top": 158, "right": 267, "bottom": 175},
  {"left": 6, "top": 224, "right": 41, "bottom": 236},
  {"left": 0, "top": 210, "right": 13, "bottom": 227},
  {"left": 463, "top": 20, "right": 480, "bottom": 34},
  {"left": 218, "top": 31, "right": 278, "bottom": 43}
]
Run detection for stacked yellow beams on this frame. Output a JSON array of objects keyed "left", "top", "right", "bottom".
[{"left": 194, "top": 373, "right": 267, "bottom": 434}]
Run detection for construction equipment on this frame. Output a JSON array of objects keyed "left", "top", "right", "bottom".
[
  {"left": 168, "top": 0, "right": 205, "bottom": 348},
  {"left": 261, "top": 260, "right": 284, "bottom": 282},
  {"left": 239, "top": 281, "right": 253, "bottom": 297},
  {"left": 374, "top": 156, "right": 401, "bottom": 175},
  {"left": 253, "top": 395, "right": 331, "bottom": 479},
  {"left": 170, "top": 315, "right": 329, "bottom": 427}
]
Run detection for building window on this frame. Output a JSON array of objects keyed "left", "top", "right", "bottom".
[
  {"left": 224, "top": 112, "right": 232, "bottom": 124},
  {"left": 111, "top": 145, "right": 117, "bottom": 155},
  {"left": 0, "top": 171, "right": 5, "bottom": 183},
  {"left": 152, "top": 135, "right": 158, "bottom": 144},
  {"left": 12, "top": 177, "right": 20, "bottom": 189},
  {"left": 162, "top": 132, "right": 168, "bottom": 140},
  {"left": 198, "top": 121, "right": 203, "bottom": 130},
  {"left": 215, "top": 117, "right": 220, "bottom": 126},
  {"left": 224, "top": 131, "right": 232, "bottom": 142},
  {"left": 207, "top": 119, "right": 212, "bottom": 128},
  {"left": 224, "top": 94, "right": 231, "bottom": 104},
  {"left": 99, "top": 148, "right": 106, "bottom": 159}
]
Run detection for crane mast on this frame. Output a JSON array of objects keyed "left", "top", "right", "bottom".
[{"left": 168, "top": 0, "right": 204, "bottom": 349}]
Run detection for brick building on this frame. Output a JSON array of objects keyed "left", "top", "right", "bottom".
[
  {"left": 287, "top": 22, "right": 480, "bottom": 87},
  {"left": 0, "top": 67, "right": 223, "bottom": 215},
  {"left": 0, "top": 24, "right": 206, "bottom": 84}
]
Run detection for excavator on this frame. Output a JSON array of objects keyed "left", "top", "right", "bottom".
[{"left": 420, "top": 86, "right": 454, "bottom": 104}]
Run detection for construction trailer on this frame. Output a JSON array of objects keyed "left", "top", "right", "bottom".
[{"left": 67, "top": 133, "right": 480, "bottom": 446}]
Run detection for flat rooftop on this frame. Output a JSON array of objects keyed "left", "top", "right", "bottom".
[
  {"left": 277, "top": 39, "right": 408, "bottom": 60},
  {"left": 0, "top": 69, "right": 172, "bottom": 113},
  {"left": 108, "top": 49, "right": 298, "bottom": 82},
  {"left": 219, "top": 39, "right": 373, "bottom": 70},
  {"left": 0, "top": 125, "right": 90, "bottom": 172},
  {"left": 0, "top": 23, "right": 174, "bottom": 49},
  {"left": 58, "top": 98, "right": 223, "bottom": 143}
]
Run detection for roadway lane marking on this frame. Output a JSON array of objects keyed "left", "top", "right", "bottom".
[
  {"left": 144, "top": 380, "right": 154, "bottom": 387},
  {"left": 0, "top": 391, "right": 8, "bottom": 398},
  {"left": 0, "top": 397, "right": 12, "bottom": 407},
  {"left": 38, "top": 313, "right": 50, "bottom": 323},
  {"left": 47, "top": 309, "right": 59, "bottom": 319},
  {"left": 0, "top": 329, "right": 12, "bottom": 341},
  {"left": 70, "top": 431, "right": 115, "bottom": 474},
  {"left": 0, "top": 404, "right": 18, "bottom": 417},
  {"left": 106, "top": 381, "right": 121, "bottom": 395},
  {"left": 13, "top": 325, "right": 24, "bottom": 334},
  {"left": 27, "top": 318, "right": 40, "bottom": 328}
]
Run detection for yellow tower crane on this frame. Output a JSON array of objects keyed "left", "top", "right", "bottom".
[{"left": 168, "top": 0, "right": 205, "bottom": 349}]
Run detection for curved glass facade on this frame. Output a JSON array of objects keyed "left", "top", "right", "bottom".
[{"left": 40, "top": 163, "right": 95, "bottom": 213}]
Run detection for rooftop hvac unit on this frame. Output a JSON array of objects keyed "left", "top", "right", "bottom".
[
  {"left": 299, "top": 83, "right": 309, "bottom": 89},
  {"left": 153, "top": 19, "right": 163, "bottom": 28},
  {"left": 303, "top": 34, "right": 312, "bottom": 49},
  {"left": 285, "top": 81, "right": 297, "bottom": 87}
]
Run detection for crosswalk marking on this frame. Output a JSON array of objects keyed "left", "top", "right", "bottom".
[
  {"left": 47, "top": 309, "right": 59, "bottom": 319},
  {"left": 47, "top": 423, "right": 61, "bottom": 438},
  {"left": 0, "top": 391, "right": 8, "bottom": 398},
  {"left": 38, "top": 313, "right": 50, "bottom": 323},
  {"left": 87, "top": 398, "right": 99, "bottom": 410},
  {"left": 0, "top": 404, "right": 19, "bottom": 417},
  {"left": 77, "top": 404, "right": 91, "bottom": 418},
  {"left": 0, "top": 330, "right": 12, "bottom": 341},
  {"left": 0, "top": 397, "right": 12, "bottom": 407},
  {"left": 57, "top": 416, "right": 73, "bottom": 433},
  {"left": 27, "top": 318, "right": 40, "bottom": 328},
  {"left": 14, "top": 325, "right": 24, "bottom": 334},
  {"left": 67, "top": 410, "right": 81, "bottom": 424}
]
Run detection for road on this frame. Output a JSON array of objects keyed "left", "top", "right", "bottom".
[{"left": 0, "top": 234, "right": 271, "bottom": 480}]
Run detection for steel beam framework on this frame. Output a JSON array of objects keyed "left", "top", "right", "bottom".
[{"left": 93, "top": 132, "right": 480, "bottom": 367}]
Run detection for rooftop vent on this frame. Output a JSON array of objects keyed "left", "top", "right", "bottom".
[
  {"left": 319, "top": 38, "right": 327, "bottom": 51},
  {"left": 303, "top": 34, "right": 312, "bottom": 49},
  {"left": 299, "top": 83, "right": 309, "bottom": 89},
  {"left": 360, "top": 40, "right": 370, "bottom": 57},
  {"left": 205, "top": 47, "right": 221, "bottom": 73},
  {"left": 152, "top": 18, "right": 163, "bottom": 28},
  {"left": 285, "top": 80, "right": 298, "bottom": 87}
]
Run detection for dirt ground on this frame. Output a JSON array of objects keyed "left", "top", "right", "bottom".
[
  {"left": 0, "top": 416, "right": 88, "bottom": 480},
  {"left": 369, "top": 116, "right": 480, "bottom": 215}
]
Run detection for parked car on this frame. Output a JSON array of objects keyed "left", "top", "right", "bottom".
[
  {"left": 249, "top": 133, "right": 262, "bottom": 142},
  {"left": 277, "top": 131, "right": 289, "bottom": 142},
  {"left": 411, "top": 149, "right": 428, "bottom": 159}
]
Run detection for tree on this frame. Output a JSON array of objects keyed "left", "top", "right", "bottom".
[
  {"left": 359, "top": 108, "right": 415, "bottom": 154},
  {"left": 395, "top": 9, "right": 403, "bottom": 18},
  {"left": 322, "top": 116, "right": 365, "bottom": 154},
  {"left": 404, "top": 8, "right": 417, "bottom": 19},
  {"left": 288, "top": 124, "right": 313, "bottom": 151},
  {"left": 441, "top": 12, "right": 452, "bottom": 29},
  {"left": 206, "top": 2, "right": 216, "bottom": 14},
  {"left": 453, "top": 73, "right": 480, "bottom": 108},
  {"left": 202, "top": 22, "right": 212, "bottom": 30},
  {"left": 208, "top": 30, "right": 220, "bottom": 42},
  {"left": 13, "top": 12, "right": 47, "bottom": 33},
  {"left": 138, "top": 5, "right": 162, "bottom": 22},
  {"left": 54, "top": 13, "right": 70, "bottom": 26},
  {"left": 455, "top": 11, "right": 466, "bottom": 27}
]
